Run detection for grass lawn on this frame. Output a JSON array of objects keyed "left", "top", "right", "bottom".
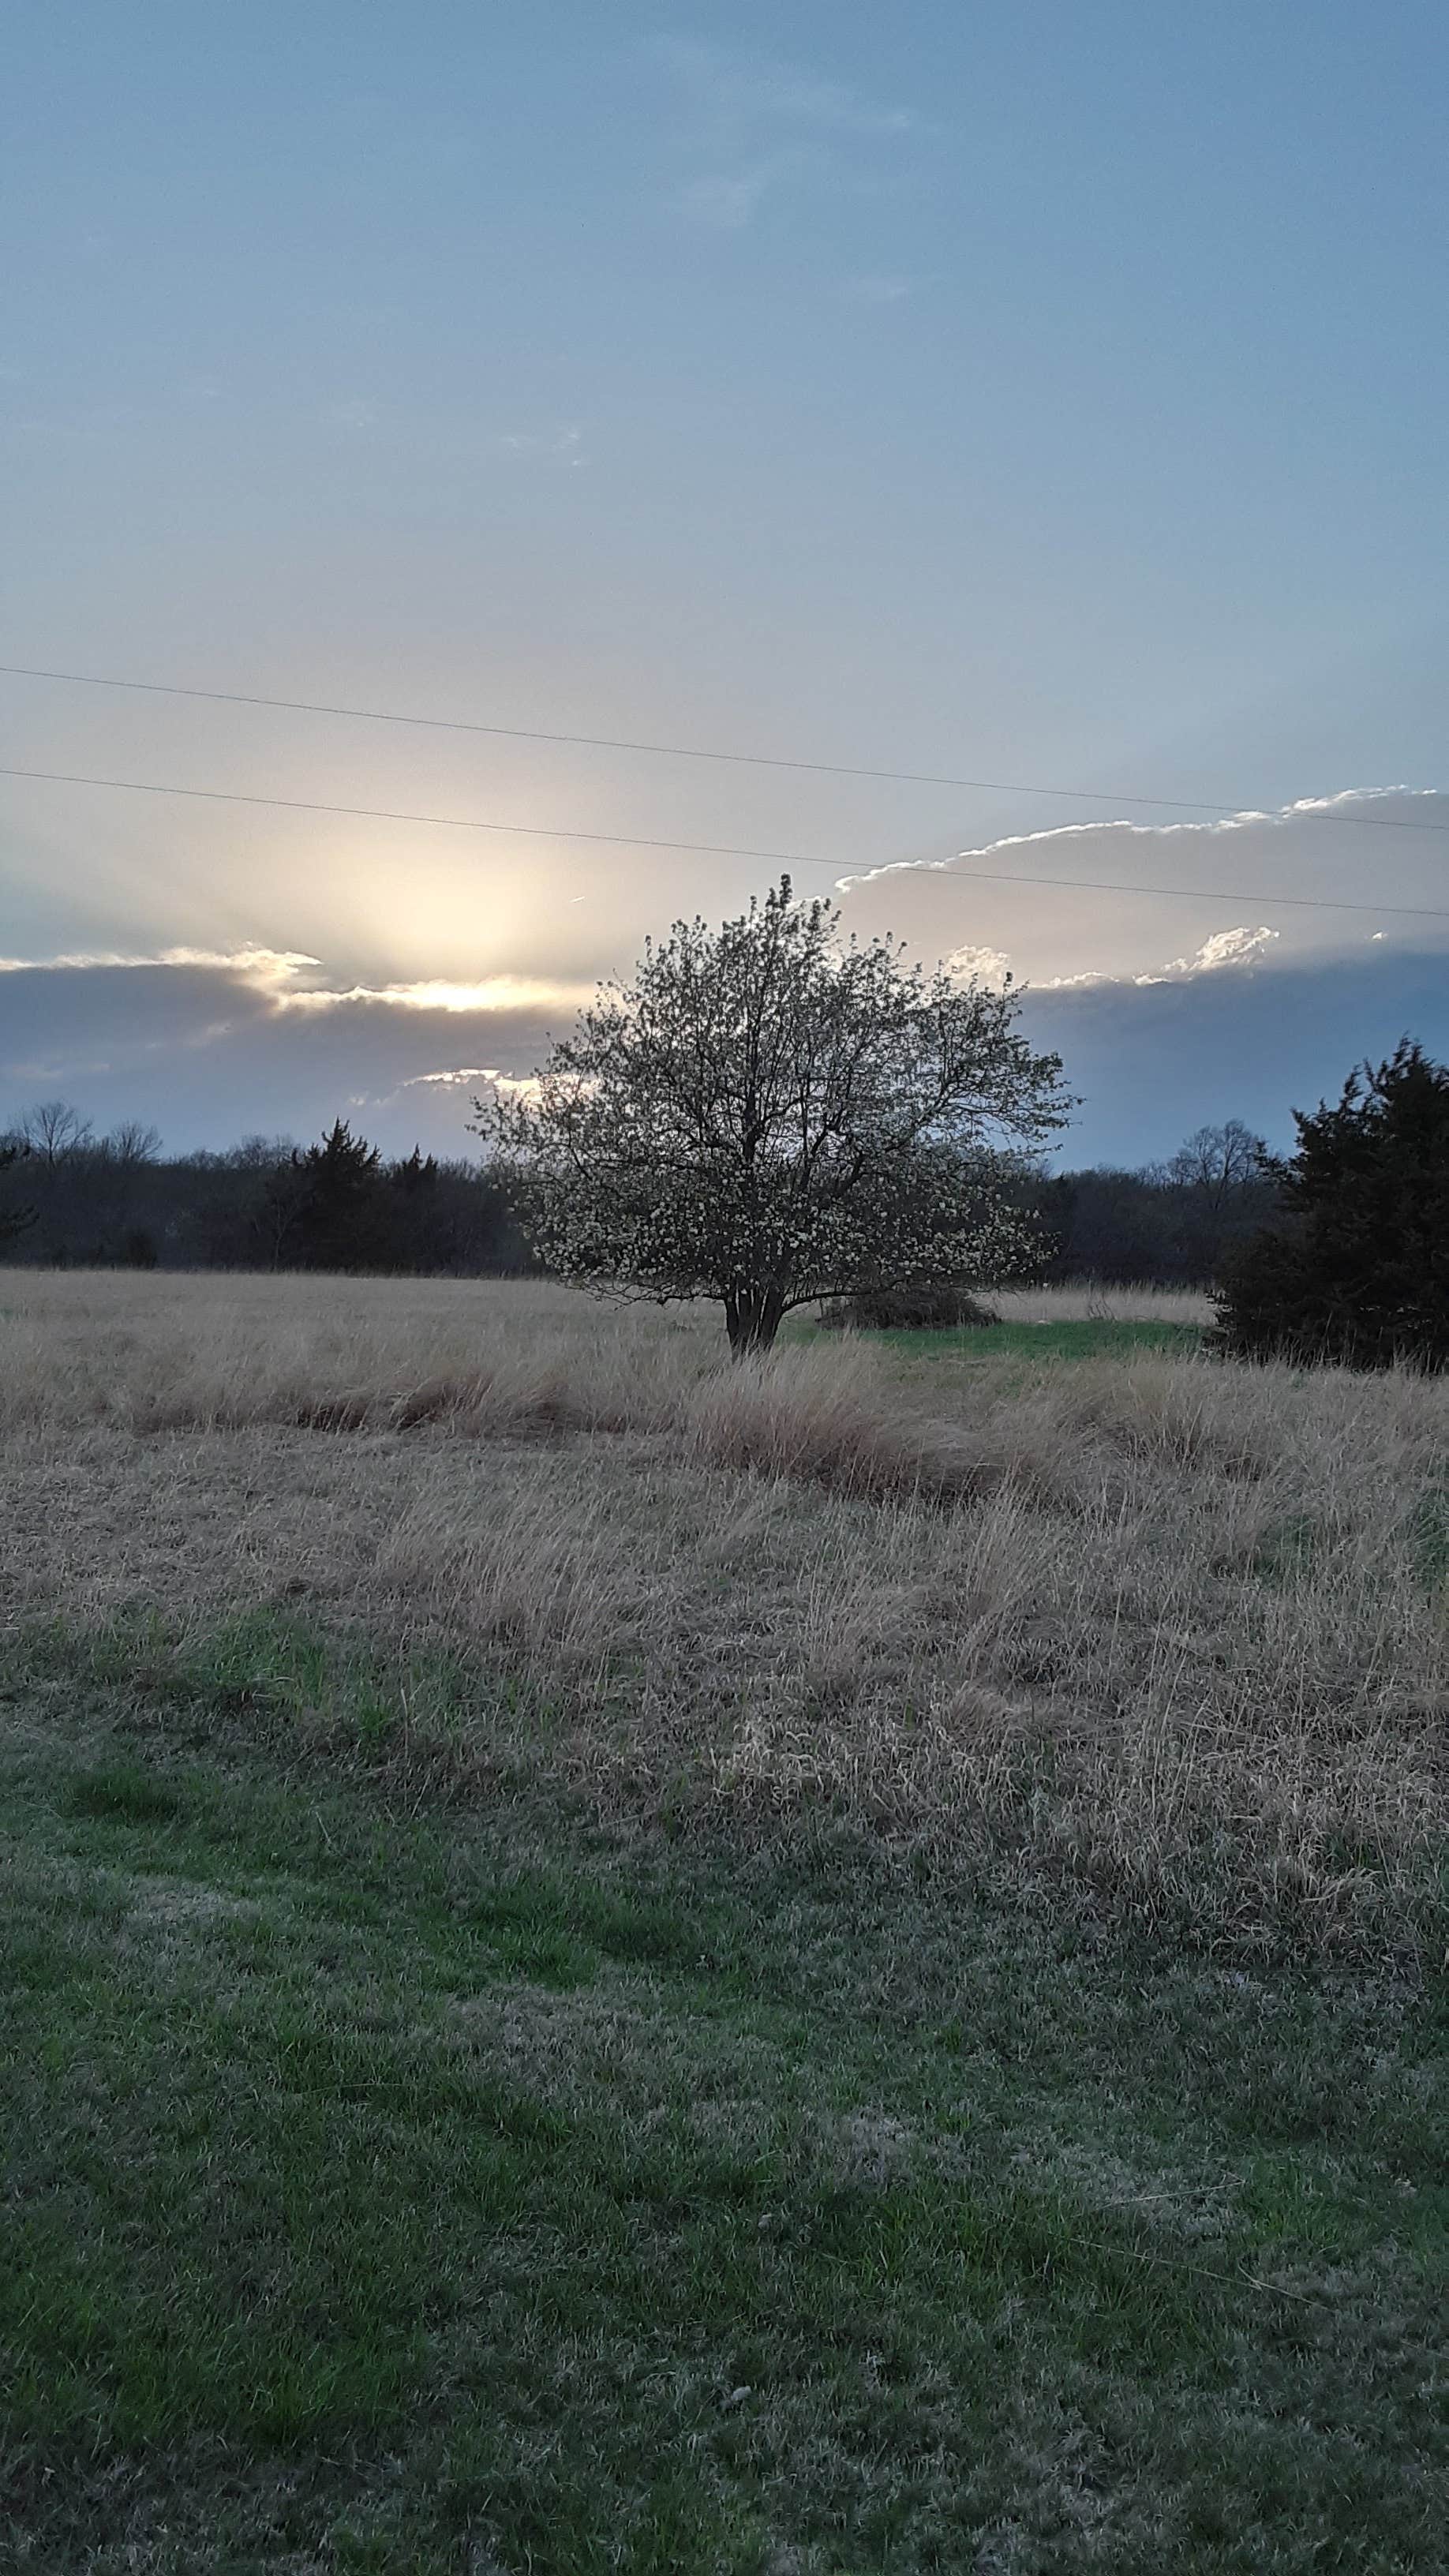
[{"left": 3, "top": 1613, "right": 1445, "bottom": 2574}]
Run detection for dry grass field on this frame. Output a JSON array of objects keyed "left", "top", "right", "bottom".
[
  {"left": 2, "top": 1267, "right": 1443, "bottom": 1945},
  {"left": 3, "top": 1269, "right": 1447, "bottom": 2571}
]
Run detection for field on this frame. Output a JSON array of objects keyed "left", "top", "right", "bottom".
[{"left": 2, "top": 1271, "right": 1446, "bottom": 2572}]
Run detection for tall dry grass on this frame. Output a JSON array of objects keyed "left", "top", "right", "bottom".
[
  {"left": 2, "top": 1268, "right": 1445, "bottom": 1949},
  {"left": 991, "top": 1281, "right": 1214, "bottom": 1324},
  {"left": 0, "top": 1269, "right": 714, "bottom": 1436}
]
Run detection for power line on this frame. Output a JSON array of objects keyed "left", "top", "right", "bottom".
[
  {"left": 0, "top": 765, "right": 814, "bottom": 869},
  {"left": 3, "top": 761, "right": 1447, "bottom": 921},
  {"left": 2, "top": 657, "right": 1447, "bottom": 833}
]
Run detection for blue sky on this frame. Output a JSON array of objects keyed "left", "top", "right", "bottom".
[{"left": 2, "top": 3, "right": 1446, "bottom": 1160}]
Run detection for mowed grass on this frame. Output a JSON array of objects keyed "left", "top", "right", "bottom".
[
  {"left": 2, "top": 1271, "right": 1447, "bottom": 2570},
  {"left": 3, "top": 1619, "right": 1446, "bottom": 2575}
]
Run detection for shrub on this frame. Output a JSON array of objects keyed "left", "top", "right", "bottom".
[{"left": 818, "top": 1284, "right": 1001, "bottom": 1331}]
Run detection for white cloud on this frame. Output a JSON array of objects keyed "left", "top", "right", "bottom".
[
  {"left": 661, "top": 36, "right": 912, "bottom": 230},
  {"left": 0, "top": 943, "right": 320, "bottom": 985},
  {"left": 1041, "top": 925, "right": 1279, "bottom": 992},
  {"left": 406, "top": 1065, "right": 541, "bottom": 1103},
  {"left": 495, "top": 423, "right": 583, "bottom": 462},
  {"left": 944, "top": 942, "right": 1013, "bottom": 990},
  {"left": 660, "top": 38, "right": 911, "bottom": 140},
  {"left": 0, "top": 949, "right": 590, "bottom": 1024},
  {"left": 1148, "top": 925, "right": 1279, "bottom": 983},
  {"left": 279, "top": 974, "right": 592, "bottom": 1018},
  {"left": 836, "top": 789, "right": 1449, "bottom": 993},
  {"left": 406, "top": 1065, "right": 507, "bottom": 1088}
]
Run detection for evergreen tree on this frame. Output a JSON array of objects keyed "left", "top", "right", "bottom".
[
  {"left": 1211, "top": 1039, "right": 1449, "bottom": 1369},
  {"left": 287, "top": 1121, "right": 390, "bottom": 1272}
]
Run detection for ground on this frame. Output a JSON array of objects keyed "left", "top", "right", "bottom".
[{"left": 2, "top": 1273, "right": 1445, "bottom": 2572}]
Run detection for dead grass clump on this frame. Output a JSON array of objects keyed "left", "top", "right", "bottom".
[
  {"left": 684, "top": 1341, "right": 975, "bottom": 1502},
  {"left": 378, "top": 1462, "right": 657, "bottom": 1669}
]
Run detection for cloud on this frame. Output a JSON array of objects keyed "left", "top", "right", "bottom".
[
  {"left": 835, "top": 789, "right": 1449, "bottom": 991},
  {"left": 0, "top": 949, "right": 586, "bottom": 1153},
  {"left": 660, "top": 39, "right": 911, "bottom": 140},
  {"left": 0, "top": 924, "right": 1445, "bottom": 1173},
  {"left": 944, "top": 943, "right": 1013, "bottom": 991},
  {"left": 660, "top": 36, "right": 912, "bottom": 230},
  {"left": 1, "top": 790, "right": 1446, "bottom": 1170},
  {"left": 680, "top": 163, "right": 799, "bottom": 232},
  {"left": 0, "top": 943, "right": 320, "bottom": 986},
  {"left": 494, "top": 424, "right": 583, "bottom": 462},
  {"left": 402, "top": 1065, "right": 541, "bottom": 1108},
  {"left": 279, "top": 974, "right": 594, "bottom": 1017},
  {"left": 1148, "top": 925, "right": 1279, "bottom": 982},
  {"left": 1021, "top": 950, "right": 1449, "bottom": 1167},
  {"left": 1041, "top": 924, "right": 1280, "bottom": 990}
]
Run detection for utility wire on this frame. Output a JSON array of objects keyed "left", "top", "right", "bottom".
[
  {"left": 2, "top": 762, "right": 1447, "bottom": 921},
  {"left": 2, "top": 657, "right": 1447, "bottom": 833}
]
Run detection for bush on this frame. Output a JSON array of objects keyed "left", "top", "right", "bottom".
[
  {"left": 818, "top": 1284, "right": 1002, "bottom": 1331},
  {"left": 1211, "top": 1039, "right": 1449, "bottom": 1371}
]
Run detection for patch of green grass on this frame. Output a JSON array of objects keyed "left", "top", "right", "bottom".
[
  {"left": 60, "top": 1757, "right": 186, "bottom": 1824},
  {"left": 1250, "top": 1509, "right": 1320, "bottom": 1586},
  {"left": 2, "top": 1616, "right": 1446, "bottom": 2572},
  {"left": 21, "top": 1601, "right": 522, "bottom": 1759},
  {"left": 875, "top": 1316, "right": 1204, "bottom": 1362},
  {"left": 791, "top": 1315, "right": 1204, "bottom": 1364},
  {"left": 1411, "top": 1468, "right": 1449, "bottom": 1594}
]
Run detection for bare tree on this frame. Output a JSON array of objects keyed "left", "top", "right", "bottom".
[
  {"left": 475, "top": 877, "right": 1070, "bottom": 1354},
  {"left": 1166, "top": 1121, "right": 1265, "bottom": 1210},
  {"left": 16, "top": 1100, "right": 95, "bottom": 1167},
  {"left": 103, "top": 1120, "right": 162, "bottom": 1167}
]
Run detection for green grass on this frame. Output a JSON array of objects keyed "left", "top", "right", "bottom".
[
  {"left": 871, "top": 1317, "right": 1204, "bottom": 1363},
  {"left": 791, "top": 1316, "right": 1204, "bottom": 1364},
  {"left": 2, "top": 1616, "right": 1446, "bottom": 2572}
]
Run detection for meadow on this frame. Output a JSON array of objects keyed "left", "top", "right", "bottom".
[{"left": 2, "top": 1271, "right": 1446, "bottom": 2571}]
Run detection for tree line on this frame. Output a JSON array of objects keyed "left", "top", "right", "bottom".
[
  {"left": 0, "top": 1096, "right": 1273, "bottom": 1287},
  {"left": 0, "top": 1111, "right": 532, "bottom": 1275}
]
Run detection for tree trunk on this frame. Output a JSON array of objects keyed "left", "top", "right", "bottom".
[{"left": 724, "top": 1285, "right": 785, "bottom": 1356}]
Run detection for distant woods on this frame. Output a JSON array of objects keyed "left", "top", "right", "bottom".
[
  {"left": 1035, "top": 1121, "right": 1275, "bottom": 1288},
  {"left": 0, "top": 1110, "right": 533, "bottom": 1276},
  {"left": 0, "top": 1099, "right": 1275, "bottom": 1285}
]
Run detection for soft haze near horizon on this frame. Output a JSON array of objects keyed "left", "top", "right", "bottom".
[{"left": 2, "top": 2, "right": 1446, "bottom": 1163}]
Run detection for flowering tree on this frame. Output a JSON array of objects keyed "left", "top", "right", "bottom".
[{"left": 474, "top": 878, "right": 1071, "bottom": 1353}]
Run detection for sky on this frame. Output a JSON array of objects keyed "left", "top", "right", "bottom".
[{"left": 2, "top": 2, "right": 1446, "bottom": 1166}]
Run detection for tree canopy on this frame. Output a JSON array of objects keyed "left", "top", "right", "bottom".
[
  {"left": 474, "top": 878, "right": 1070, "bottom": 1351},
  {"left": 1211, "top": 1038, "right": 1449, "bottom": 1370}
]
